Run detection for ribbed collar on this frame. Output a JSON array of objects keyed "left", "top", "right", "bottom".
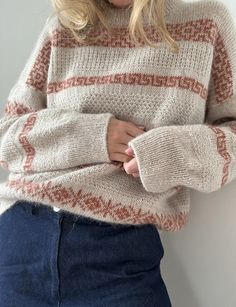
[{"left": 105, "top": 0, "right": 181, "bottom": 27}]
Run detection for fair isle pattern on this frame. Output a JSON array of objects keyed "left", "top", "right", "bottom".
[
  {"left": 5, "top": 178, "right": 188, "bottom": 231},
  {"left": 26, "top": 40, "right": 51, "bottom": 92},
  {"left": 25, "top": 18, "right": 232, "bottom": 103},
  {"left": 208, "top": 119, "right": 236, "bottom": 187},
  {"left": 18, "top": 113, "right": 37, "bottom": 172},
  {"left": 212, "top": 31, "right": 233, "bottom": 104},
  {"left": 206, "top": 17, "right": 235, "bottom": 186},
  {"left": 2, "top": 102, "right": 36, "bottom": 172},
  {"left": 47, "top": 74, "right": 208, "bottom": 99},
  {"left": 4, "top": 101, "right": 33, "bottom": 117},
  {"left": 3, "top": 101, "right": 129, "bottom": 173},
  {"left": 51, "top": 19, "right": 218, "bottom": 48},
  {"left": 208, "top": 124, "right": 232, "bottom": 186},
  {"left": 48, "top": 18, "right": 232, "bottom": 103},
  {"left": 0, "top": 100, "right": 29, "bottom": 171}
]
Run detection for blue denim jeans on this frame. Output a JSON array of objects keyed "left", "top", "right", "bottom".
[{"left": 0, "top": 200, "right": 172, "bottom": 307}]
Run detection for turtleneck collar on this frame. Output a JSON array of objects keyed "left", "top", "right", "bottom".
[{"left": 105, "top": 0, "right": 181, "bottom": 27}]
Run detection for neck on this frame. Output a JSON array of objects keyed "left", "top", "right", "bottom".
[{"left": 105, "top": 0, "right": 181, "bottom": 28}]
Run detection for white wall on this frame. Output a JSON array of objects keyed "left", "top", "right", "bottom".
[{"left": 0, "top": 1, "right": 236, "bottom": 306}]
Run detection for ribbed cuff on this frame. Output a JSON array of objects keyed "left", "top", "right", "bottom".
[
  {"left": 82, "top": 113, "right": 115, "bottom": 164},
  {"left": 128, "top": 126, "right": 188, "bottom": 193},
  {"left": 93, "top": 113, "right": 115, "bottom": 163}
]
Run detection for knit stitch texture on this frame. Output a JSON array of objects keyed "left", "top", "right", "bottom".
[{"left": 1, "top": 0, "right": 236, "bottom": 231}]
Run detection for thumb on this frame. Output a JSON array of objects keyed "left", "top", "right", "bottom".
[{"left": 125, "top": 147, "right": 134, "bottom": 156}]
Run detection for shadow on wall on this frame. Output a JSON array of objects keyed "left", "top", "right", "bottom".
[{"left": 161, "top": 231, "right": 201, "bottom": 307}]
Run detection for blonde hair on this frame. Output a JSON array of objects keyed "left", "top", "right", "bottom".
[{"left": 50, "top": 0, "right": 179, "bottom": 53}]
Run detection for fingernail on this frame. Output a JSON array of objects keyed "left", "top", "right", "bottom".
[{"left": 125, "top": 148, "right": 132, "bottom": 154}]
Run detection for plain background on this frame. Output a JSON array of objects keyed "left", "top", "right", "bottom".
[{"left": 0, "top": 1, "right": 236, "bottom": 306}]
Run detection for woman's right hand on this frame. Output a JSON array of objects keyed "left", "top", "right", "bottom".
[{"left": 107, "top": 117, "right": 146, "bottom": 163}]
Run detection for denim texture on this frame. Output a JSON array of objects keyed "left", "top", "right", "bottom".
[{"left": 0, "top": 200, "right": 172, "bottom": 307}]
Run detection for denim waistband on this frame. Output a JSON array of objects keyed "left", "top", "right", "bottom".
[{"left": 13, "top": 199, "right": 134, "bottom": 228}]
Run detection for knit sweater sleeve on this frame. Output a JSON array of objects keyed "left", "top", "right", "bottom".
[
  {"left": 128, "top": 2, "right": 236, "bottom": 194},
  {"left": 0, "top": 17, "right": 115, "bottom": 173}
]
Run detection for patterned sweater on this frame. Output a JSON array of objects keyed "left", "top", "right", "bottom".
[{"left": 0, "top": 0, "right": 236, "bottom": 232}]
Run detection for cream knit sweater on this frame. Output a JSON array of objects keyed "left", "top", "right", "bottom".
[{"left": 1, "top": 0, "right": 236, "bottom": 232}]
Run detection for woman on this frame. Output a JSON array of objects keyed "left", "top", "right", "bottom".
[{"left": 1, "top": 0, "right": 236, "bottom": 306}]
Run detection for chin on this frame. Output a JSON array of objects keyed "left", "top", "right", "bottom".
[{"left": 108, "top": 0, "right": 133, "bottom": 8}]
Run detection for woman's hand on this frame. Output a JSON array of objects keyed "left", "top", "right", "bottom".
[
  {"left": 107, "top": 117, "right": 145, "bottom": 163},
  {"left": 123, "top": 147, "right": 140, "bottom": 177}
]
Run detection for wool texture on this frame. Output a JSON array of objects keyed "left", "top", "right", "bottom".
[{"left": 1, "top": 0, "right": 236, "bottom": 231}]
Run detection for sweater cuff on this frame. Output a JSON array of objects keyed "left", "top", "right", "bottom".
[
  {"left": 87, "top": 113, "right": 115, "bottom": 163},
  {"left": 128, "top": 126, "right": 188, "bottom": 193}
]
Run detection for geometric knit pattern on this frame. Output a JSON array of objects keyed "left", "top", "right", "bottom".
[{"left": 1, "top": 0, "right": 236, "bottom": 231}]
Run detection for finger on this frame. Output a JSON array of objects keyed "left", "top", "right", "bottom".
[
  {"left": 125, "top": 147, "right": 134, "bottom": 156},
  {"left": 123, "top": 159, "right": 139, "bottom": 174},
  {"left": 111, "top": 153, "right": 133, "bottom": 163},
  {"left": 112, "top": 143, "right": 130, "bottom": 152},
  {"left": 118, "top": 133, "right": 137, "bottom": 146},
  {"left": 112, "top": 143, "right": 134, "bottom": 158},
  {"left": 132, "top": 172, "right": 140, "bottom": 177},
  {"left": 116, "top": 123, "right": 145, "bottom": 146},
  {"left": 126, "top": 124, "right": 146, "bottom": 138}
]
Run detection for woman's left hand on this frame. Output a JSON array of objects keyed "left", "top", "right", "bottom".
[{"left": 123, "top": 147, "right": 140, "bottom": 177}]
